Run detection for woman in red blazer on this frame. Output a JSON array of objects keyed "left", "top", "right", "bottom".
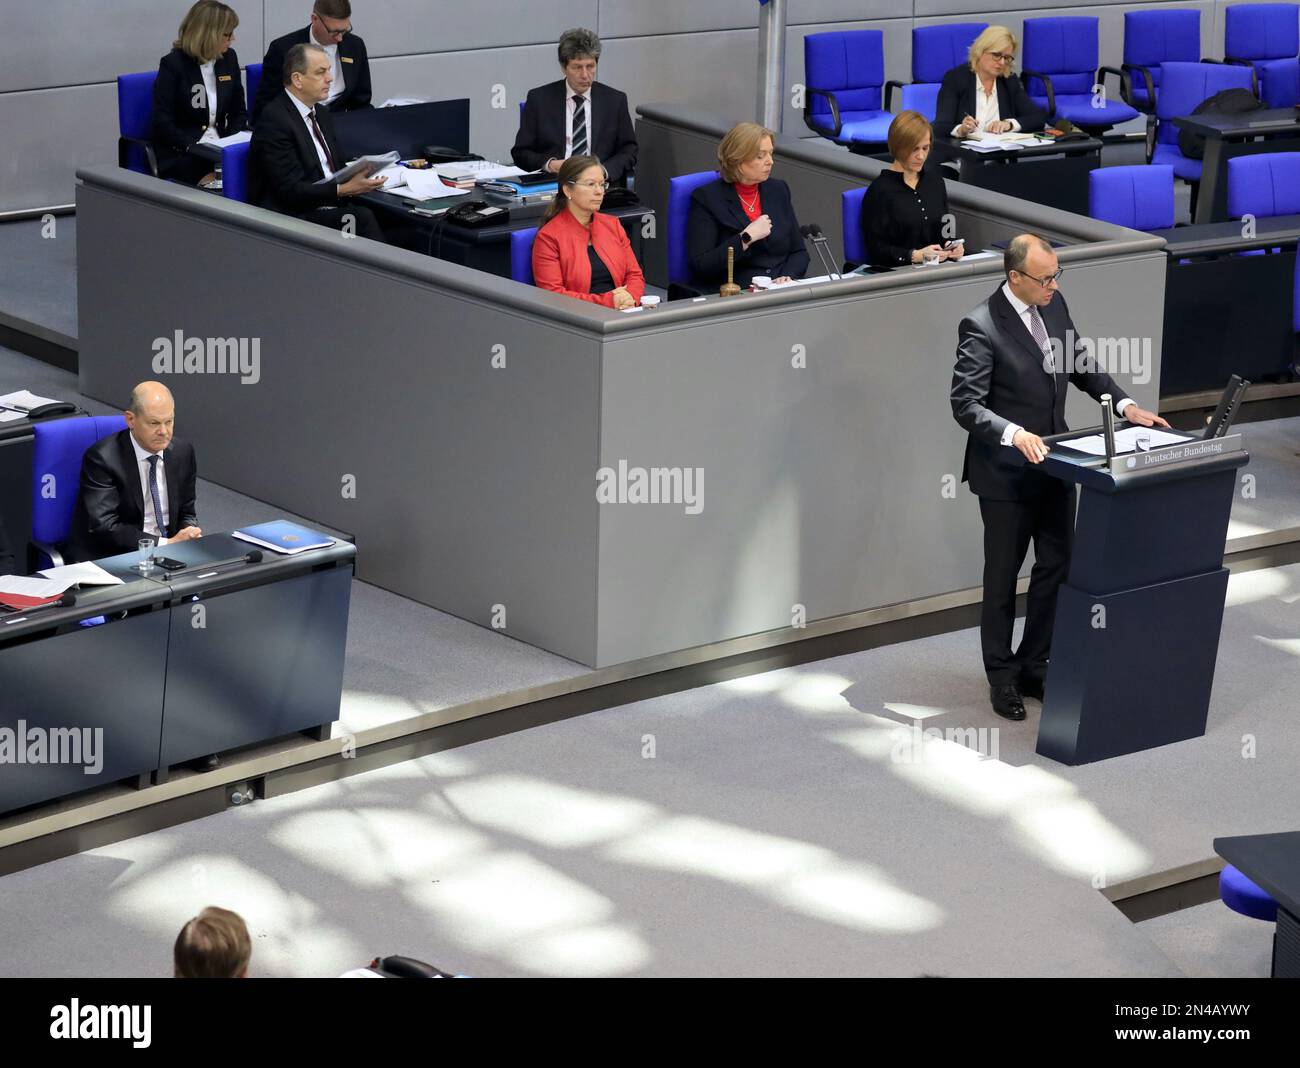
[{"left": 531, "top": 155, "right": 645, "bottom": 309}]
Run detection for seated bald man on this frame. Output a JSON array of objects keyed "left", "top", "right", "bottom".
[{"left": 68, "top": 382, "right": 202, "bottom": 563}]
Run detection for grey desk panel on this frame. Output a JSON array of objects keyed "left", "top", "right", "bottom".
[
  {"left": 76, "top": 175, "right": 605, "bottom": 665},
  {"left": 594, "top": 255, "right": 1166, "bottom": 665}
]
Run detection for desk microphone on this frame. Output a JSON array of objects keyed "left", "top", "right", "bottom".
[{"left": 800, "top": 224, "right": 841, "bottom": 280}]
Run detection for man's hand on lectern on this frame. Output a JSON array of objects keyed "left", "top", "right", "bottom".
[
  {"left": 1013, "top": 429, "right": 1050, "bottom": 463},
  {"left": 1123, "top": 405, "right": 1171, "bottom": 429}
]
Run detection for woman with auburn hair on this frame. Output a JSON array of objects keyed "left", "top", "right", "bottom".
[
  {"left": 687, "top": 121, "right": 809, "bottom": 289},
  {"left": 151, "top": 1, "right": 248, "bottom": 186},
  {"left": 532, "top": 155, "right": 645, "bottom": 309},
  {"left": 859, "top": 110, "right": 964, "bottom": 268},
  {"left": 934, "top": 24, "right": 1045, "bottom": 138}
]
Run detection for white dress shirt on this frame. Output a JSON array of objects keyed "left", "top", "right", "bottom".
[
  {"left": 286, "top": 89, "right": 333, "bottom": 176},
  {"left": 998, "top": 281, "right": 1133, "bottom": 447},
  {"left": 950, "top": 76, "right": 1021, "bottom": 137},
  {"left": 321, "top": 41, "right": 344, "bottom": 105},
  {"left": 130, "top": 435, "right": 170, "bottom": 540}
]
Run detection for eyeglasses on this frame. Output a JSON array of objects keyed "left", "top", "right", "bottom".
[
  {"left": 1016, "top": 268, "right": 1063, "bottom": 287},
  {"left": 313, "top": 14, "right": 352, "bottom": 37},
  {"left": 987, "top": 51, "right": 1015, "bottom": 63},
  {"left": 568, "top": 180, "right": 610, "bottom": 191}
]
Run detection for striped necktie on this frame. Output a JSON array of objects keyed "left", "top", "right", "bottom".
[{"left": 570, "top": 94, "right": 587, "bottom": 157}]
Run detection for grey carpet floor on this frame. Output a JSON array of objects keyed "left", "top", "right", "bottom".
[
  {"left": 0, "top": 217, "right": 77, "bottom": 338},
  {"left": 0, "top": 559, "right": 1294, "bottom": 977}
]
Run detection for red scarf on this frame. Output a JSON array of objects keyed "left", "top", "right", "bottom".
[{"left": 734, "top": 182, "right": 762, "bottom": 221}]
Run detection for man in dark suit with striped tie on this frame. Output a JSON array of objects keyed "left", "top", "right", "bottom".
[
  {"left": 512, "top": 27, "right": 638, "bottom": 186},
  {"left": 68, "top": 381, "right": 201, "bottom": 564},
  {"left": 950, "top": 234, "right": 1169, "bottom": 721},
  {"left": 248, "top": 42, "right": 385, "bottom": 240}
]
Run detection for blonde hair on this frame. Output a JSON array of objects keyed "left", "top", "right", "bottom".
[
  {"left": 887, "top": 110, "right": 932, "bottom": 162},
  {"left": 967, "top": 25, "right": 1017, "bottom": 72},
  {"left": 174, "top": 1, "right": 239, "bottom": 64},
  {"left": 717, "top": 122, "right": 775, "bottom": 184},
  {"left": 174, "top": 906, "right": 251, "bottom": 978}
]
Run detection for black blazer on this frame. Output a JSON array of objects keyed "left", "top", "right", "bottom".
[
  {"left": 687, "top": 177, "right": 810, "bottom": 288},
  {"left": 0, "top": 513, "right": 14, "bottom": 576},
  {"left": 934, "top": 65, "right": 1047, "bottom": 135},
  {"left": 68, "top": 431, "right": 198, "bottom": 563},
  {"left": 511, "top": 80, "right": 638, "bottom": 185},
  {"left": 151, "top": 47, "right": 248, "bottom": 179},
  {"left": 951, "top": 286, "right": 1128, "bottom": 501},
  {"left": 252, "top": 26, "right": 372, "bottom": 121},
  {"left": 248, "top": 90, "right": 346, "bottom": 215}
]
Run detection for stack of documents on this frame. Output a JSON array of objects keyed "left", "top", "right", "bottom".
[
  {"left": 432, "top": 161, "right": 529, "bottom": 183},
  {"left": 1062, "top": 427, "right": 1189, "bottom": 456},
  {"left": 315, "top": 151, "right": 401, "bottom": 186},
  {"left": 0, "top": 563, "right": 121, "bottom": 610},
  {"left": 0, "top": 389, "right": 61, "bottom": 422},
  {"left": 233, "top": 520, "right": 335, "bottom": 555},
  {"left": 374, "top": 164, "right": 470, "bottom": 201}
]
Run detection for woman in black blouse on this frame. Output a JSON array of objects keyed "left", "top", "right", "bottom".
[{"left": 858, "top": 110, "right": 964, "bottom": 269}]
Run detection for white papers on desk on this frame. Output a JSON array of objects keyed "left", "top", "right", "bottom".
[
  {"left": 375, "top": 165, "right": 470, "bottom": 200},
  {"left": 314, "top": 151, "right": 400, "bottom": 185},
  {"left": 379, "top": 97, "right": 427, "bottom": 108},
  {"left": 961, "top": 138, "right": 1025, "bottom": 152},
  {"left": 0, "top": 574, "right": 79, "bottom": 598},
  {"left": 1063, "top": 426, "right": 1190, "bottom": 456},
  {"left": 0, "top": 389, "right": 61, "bottom": 422},
  {"left": 37, "top": 561, "right": 123, "bottom": 587},
  {"left": 209, "top": 130, "right": 252, "bottom": 148},
  {"left": 950, "top": 250, "right": 1000, "bottom": 263},
  {"left": 432, "top": 161, "right": 528, "bottom": 182},
  {"left": 764, "top": 274, "right": 836, "bottom": 289}
]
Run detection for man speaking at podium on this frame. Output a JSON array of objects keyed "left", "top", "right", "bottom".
[{"left": 950, "top": 235, "right": 1169, "bottom": 721}]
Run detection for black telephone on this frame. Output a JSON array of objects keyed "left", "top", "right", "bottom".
[
  {"left": 444, "top": 200, "right": 509, "bottom": 227},
  {"left": 422, "top": 145, "right": 482, "bottom": 164},
  {"left": 27, "top": 401, "right": 79, "bottom": 420}
]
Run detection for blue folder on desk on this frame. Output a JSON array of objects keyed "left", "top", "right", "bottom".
[{"left": 232, "top": 520, "right": 335, "bottom": 555}]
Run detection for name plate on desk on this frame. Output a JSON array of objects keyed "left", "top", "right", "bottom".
[{"left": 1121, "top": 433, "right": 1244, "bottom": 472}]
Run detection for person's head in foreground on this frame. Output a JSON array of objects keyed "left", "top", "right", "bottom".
[{"left": 174, "top": 906, "right": 251, "bottom": 978}]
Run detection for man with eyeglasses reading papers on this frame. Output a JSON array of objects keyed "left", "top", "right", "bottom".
[
  {"left": 950, "top": 235, "right": 1169, "bottom": 722},
  {"left": 251, "top": 0, "right": 371, "bottom": 122},
  {"left": 935, "top": 25, "right": 1046, "bottom": 137}
]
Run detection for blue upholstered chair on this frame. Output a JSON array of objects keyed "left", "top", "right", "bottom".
[
  {"left": 803, "top": 30, "right": 892, "bottom": 149},
  {"left": 30, "top": 415, "right": 128, "bottom": 568},
  {"left": 1121, "top": 9, "right": 1202, "bottom": 111},
  {"left": 1220, "top": 866, "right": 1278, "bottom": 929},
  {"left": 884, "top": 22, "right": 987, "bottom": 120},
  {"left": 1227, "top": 153, "right": 1300, "bottom": 219},
  {"left": 245, "top": 62, "right": 262, "bottom": 111},
  {"left": 510, "top": 227, "right": 538, "bottom": 285},
  {"left": 220, "top": 140, "right": 251, "bottom": 203},
  {"left": 1088, "top": 165, "right": 1175, "bottom": 231},
  {"left": 841, "top": 187, "right": 869, "bottom": 269},
  {"left": 1147, "top": 61, "right": 1256, "bottom": 182},
  {"left": 667, "top": 170, "right": 718, "bottom": 297},
  {"left": 1022, "top": 16, "right": 1141, "bottom": 133},
  {"left": 1225, "top": 3, "right": 1300, "bottom": 108},
  {"left": 117, "top": 71, "right": 159, "bottom": 176}
]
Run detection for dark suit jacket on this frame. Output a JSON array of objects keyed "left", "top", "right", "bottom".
[
  {"left": 151, "top": 47, "right": 248, "bottom": 179},
  {"left": 934, "top": 65, "right": 1047, "bottom": 135},
  {"left": 0, "top": 513, "right": 14, "bottom": 576},
  {"left": 248, "top": 90, "right": 346, "bottom": 216},
  {"left": 68, "top": 431, "right": 198, "bottom": 563},
  {"left": 251, "top": 26, "right": 372, "bottom": 122},
  {"left": 687, "top": 177, "right": 810, "bottom": 288},
  {"left": 951, "top": 286, "right": 1128, "bottom": 501},
  {"left": 511, "top": 80, "right": 638, "bottom": 185}
]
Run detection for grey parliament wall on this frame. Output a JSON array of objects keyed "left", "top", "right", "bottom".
[{"left": 2, "top": 0, "right": 1288, "bottom": 213}]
